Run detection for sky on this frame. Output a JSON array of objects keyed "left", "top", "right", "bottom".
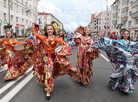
[{"left": 38, "top": 0, "right": 115, "bottom": 32}]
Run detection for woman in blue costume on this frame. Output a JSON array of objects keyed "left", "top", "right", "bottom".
[{"left": 98, "top": 30, "right": 138, "bottom": 93}]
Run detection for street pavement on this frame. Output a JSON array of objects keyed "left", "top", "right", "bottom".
[{"left": 0, "top": 44, "right": 138, "bottom": 102}]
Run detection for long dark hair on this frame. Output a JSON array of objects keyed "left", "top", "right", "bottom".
[
  {"left": 120, "top": 29, "right": 130, "bottom": 40},
  {"left": 83, "top": 28, "right": 91, "bottom": 36},
  {"left": 6, "top": 30, "right": 13, "bottom": 38},
  {"left": 44, "top": 24, "right": 56, "bottom": 36}
]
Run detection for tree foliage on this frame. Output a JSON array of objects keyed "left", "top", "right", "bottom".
[{"left": 3, "top": 23, "right": 12, "bottom": 30}]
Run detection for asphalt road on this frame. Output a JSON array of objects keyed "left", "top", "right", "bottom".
[{"left": 0, "top": 44, "right": 138, "bottom": 102}]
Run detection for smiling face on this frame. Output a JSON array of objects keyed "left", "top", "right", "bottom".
[
  {"left": 122, "top": 31, "right": 130, "bottom": 40},
  {"left": 6, "top": 31, "right": 12, "bottom": 38},
  {"left": 46, "top": 26, "right": 54, "bottom": 36},
  {"left": 85, "top": 28, "right": 91, "bottom": 36}
]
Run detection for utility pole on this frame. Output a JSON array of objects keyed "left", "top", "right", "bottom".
[
  {"left": 8, "top": 0, "right": 10, "bottom": 25},
  {"left": 105, "top": 0, "right": 108, "bottom": 37}
]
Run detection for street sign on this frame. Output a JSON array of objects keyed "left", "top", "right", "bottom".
[
  {"left": 3, "top": 19, "right": 7, "bottom": 24},
  {"left": 0, "top": 19, "right": 2, "bottom": 24}
]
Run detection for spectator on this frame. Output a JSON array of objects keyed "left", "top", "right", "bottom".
[{"left": 109, "top": 32, "right": 117, "bottom": 46}]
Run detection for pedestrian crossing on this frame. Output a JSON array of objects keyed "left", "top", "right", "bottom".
[{"left": 0, "top": 46, "right": 62, "bottom": 102}]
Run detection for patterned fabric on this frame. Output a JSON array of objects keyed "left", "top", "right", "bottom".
[
  {"left": 74, "top": 36, "right": 99, "bottom": 85},
  {"left": 4, "top": 41, "right": 34, "bottom": 80},
  {"left": 0, "top": 45, "right": 6, "bottom": 67},
  {"left": 98, "top": 37, "right": 138, "bottom": 93},
  {"left": 33, "top": 42, "right": 77, "bottom": 92}
]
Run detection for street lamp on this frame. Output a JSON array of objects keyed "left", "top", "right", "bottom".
[{"left": 105, "top": 0, "right": 108, "bottom": 37}]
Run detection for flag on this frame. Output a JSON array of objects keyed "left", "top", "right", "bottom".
[
  {"left": 104, "top": 25, "right": 106, "bottom": 29},
  {"left": 107, "top": 26, "right": 109, "bottom": 29},
  {"left": 38, "top": 18, "right": 40, "bottom": 25}
]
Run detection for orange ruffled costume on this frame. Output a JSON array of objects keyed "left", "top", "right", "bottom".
[
  {"left": 32, "top": 23, "right": 77, "bottom": 92},
  {"left": 0, "top": 39, "right": 34, "bottom": 80}
]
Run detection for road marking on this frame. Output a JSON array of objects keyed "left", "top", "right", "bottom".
[
  {"left": 56, "top": 46, "right": 62, "bottom": 52},
  {"left": 0, "top": 65, "right": 7, "bottom": 72},
  {"left": 0, "top": 67, "right": 33, "bottom": 94},
  {"left": 100, "top": 54, "right": 110, "bottom": 62},
  {"left": 0, "top": 46, "right": 61, "bottom": 101},
  {"left": 0, "top": 72, "right": 34, "bottom": 102}
]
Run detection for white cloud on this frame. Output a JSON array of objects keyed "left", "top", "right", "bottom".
[
  {"left": 64, "top": 22, "right": 78, "bottom": 32},
  {"left": 38, "top": 0, "right": 115, "bottom": 32}
]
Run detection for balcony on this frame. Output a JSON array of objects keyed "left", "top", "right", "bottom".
[
  {"left": 122, "top": 0, "right": 129, "bottom": 4},
  {"left": 131, "top": 5, "right": 138, "bottom": 18},
  {"left": 25, "top": 8, "right": 30, "bottom": 12},
  {"left": 131, "top": 11, "right": 138, "bottom": 19},
  {"left": 122, "top": 5, "right": 129, "bottom": 12},
  {"left": 121, "top": 16, "right": 128, "bottom": 22},
  {"left": 131, "top": 0, "right": 138, "bottom": 7},
  {"left": 113, "top": 21, "right": 117, "bottom": 25},
  {"left": 113, "top": 4, "right": 118, "bottom": 10}
]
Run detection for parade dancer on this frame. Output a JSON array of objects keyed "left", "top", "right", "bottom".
[
  {"left": 68, "top": 34, "right": 75, "bottom": 49},
  {"left": 0, "top": 45, "right": 6, "bottom": 67},
  {"left": 74, "top": 27, "right": 99, "bottom": 85},
  {"left": 0, "top": 31, "right": 33, "bottom": 81},
  {"left": 98, "top": 29, "right": 138, "bottom": 93},
  {"left": 32, "top": 23, "right": 77, "bottom": 100}
]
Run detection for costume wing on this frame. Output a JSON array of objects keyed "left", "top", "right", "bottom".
[{"left": 99, "top": 37, "right": 127, "bottom": 69}]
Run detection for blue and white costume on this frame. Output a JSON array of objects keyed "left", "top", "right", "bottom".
[{"left": 97, "top": 37, "right": 138, "bottom": 93}]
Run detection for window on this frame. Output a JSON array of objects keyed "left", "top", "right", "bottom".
[
  {"left": 22, "top": 9, "right": 24, "bottom": 14},
  {"left": 3, "top": 0, "right": 6, "bottom": 7},
  {"left": 30, "top": 4, "right": 31, "bottom": 8},
  {"left": 10, "top": 3, "right": 13, "bottom": 9},
  {"left": 131, "top": 5, "right": 138, "bottom": 14},
  {"left": 22, "top": 19, "right": 24, "bottom": 23},
  {"left": 44, "top": 21, "right": 46, "bottom": 24},
  {"left": 136, "top": 19, "right": 138, "bottom": 24},
  {"left": 11, "top": 15, "right": 13, "bottom": 21},
  {"left": 26, "top": 20, "right": 28, "bottom": 24},
  {"left": 16, "top": 17, "right": 18, "bottom": 22},
  {"left": 30, "top": 21, "right": 31, "bottom": 25},
  {"left": 16, "top": 6, "right": 18, "bottom": 12},
  {"left": 3, "top": 13, "right": 6, "bottom": 20},
  {"left": 22, "top": 0, "right": 23, "bottom": 4},
  {"left": 129, "top": 11, "right": 131, "bottom": 15},
  {"left": 128, "top": 21, "right": 132, "bottom": 26},
  {"left": 44, "top": 15, "right": 46, "bottom": 19},
  {"left": 26, "top": 12, "right": 28, "bottom": 16},
  {"left": 30, "top": 13, "right": 31, "bottom": 17}
]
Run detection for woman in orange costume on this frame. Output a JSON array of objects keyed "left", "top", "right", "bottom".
[
  {"left": 32, "top": 23, "right": 77, "bottom": 100},
  {"left": 0, "top": 31, "right": 33, "bottom": 81}
]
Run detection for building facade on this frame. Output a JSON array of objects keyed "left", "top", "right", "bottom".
[
  {"left": 89, "top": 11, "right": 111, "bottom": 36},
  {"left": 111, "top": 0, "right": 138, "bottom": 36},
  {"left": 0, "top": 0, "right": 40, "bottom": 36},
  {"left": 37, "top": 12, "right": 63, "bottom": 31}
]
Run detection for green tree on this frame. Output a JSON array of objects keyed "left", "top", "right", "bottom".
[
  {"left": 21, "top": 28, "right": 25, "bottom": 35},
  {"left": 26, "top": 27, "right": 32, "bottom": 33},
  {"left": 3, "top": 23, "right": 12, "bottom": 31},
  {"left": 116, "top": 23, "right": 126, "bottom": 34},
  {"left": 43, "top": 24, "right": 48, "bottom": 32},
  {"left": 51, "top": 21, "right": 59, "bottom": 26}
]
